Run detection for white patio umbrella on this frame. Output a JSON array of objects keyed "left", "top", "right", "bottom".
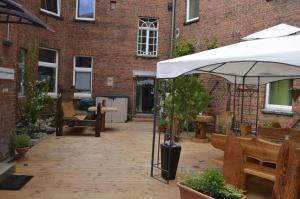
[
  {"left": 157, "top": 34, "right": 300, "bottom": 85},
  {"left": 242, "top": 23, "right": 300, "bottom": 41}
]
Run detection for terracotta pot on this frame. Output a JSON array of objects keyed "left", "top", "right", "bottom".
[
  {"left": 158, "top": 125, "right": 167, "bottom": 133},
  {"left": 16, "top": 147, "right": 30, "bottom": 157},
  {"left": 177, "top": 182, "right": 246, "bottom": 199},
  {"left": 240, "top": 124, "right": 251, "bottom": 136}
]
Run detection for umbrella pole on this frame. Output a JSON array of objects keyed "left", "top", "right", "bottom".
[
  {"left": 240, "top": 76, "right": 245, "bottom": 125},
  {"left": 233, "top": 76, "right": 237, "bottom": 131},
  {"left": 150, "top": 78, "right": 159, "bottom": 177},
  {"left": 255, "top": 77, "right": 260, "bottom": 135}
]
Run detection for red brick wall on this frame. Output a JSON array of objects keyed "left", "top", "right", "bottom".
[{"left": 176, "top": 0, "right": 300, "bottom": 128}]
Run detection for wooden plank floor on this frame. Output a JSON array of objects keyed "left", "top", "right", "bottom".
[{"left": 0, "top": 122, "right": 272, "bottom": 199}]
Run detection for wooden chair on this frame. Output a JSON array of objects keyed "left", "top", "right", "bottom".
[
  {"left": 56, "top": 87, "right": 102, "bottom": 137},
  {"left": 214, "top": 112, "right": 234, "bottom": 134},
  {"left": 287, "top": 128, "right": 300, "bottom": 143}
]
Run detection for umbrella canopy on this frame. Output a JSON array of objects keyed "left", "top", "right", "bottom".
[
  {"left": 157, "top": 35, "right": 300, "bottom": 85},
  {"left": 242, "top": 23, "right": 300, "bottom": 41},
  {"left": 0, "top": 0, "right": 52, "bottom": 31}
]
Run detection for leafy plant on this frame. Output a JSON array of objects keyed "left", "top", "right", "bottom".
[
  {"left": 11, "top": 134, "right": 32, "bottom": 149},
  {"left": 204, "top": 38, "right": 218, "bottom": 50},
  {"left": 172, "top": 38, "right": 197, "bottom": 58},
  {"left": 17, "top": 46, "right": 55, "bottom": 136},
  {"left": 262, "top": 120, "right": 273, "bottom": 128},
  {"left": 184, "top": 169, "right": 244, "bottom": 199}
]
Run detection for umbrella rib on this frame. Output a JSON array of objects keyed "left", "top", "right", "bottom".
[
  {"left": 208, "top": 63, "right": 226, "bottom": 72},
  {"left": 243, "top": 62, "right": 258, "bottom": 77}
]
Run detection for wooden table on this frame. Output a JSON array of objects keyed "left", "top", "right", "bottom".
[
  {"left": 194, "top": 115, "right": 215, "bottom": 141},
  {"left": 88, "top": 106, "right": 118, "bottom": 131}
]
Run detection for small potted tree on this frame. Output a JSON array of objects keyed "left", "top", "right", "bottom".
[
  {"left": 11, "top": 134, "right": 32, "bottom": 158},
  {"left": 177, "top": 169, "right": 246, "bottom": 199}
]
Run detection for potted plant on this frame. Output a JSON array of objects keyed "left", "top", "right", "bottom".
[
  {"left": 177, "top": 169, "right": 246, "bottom": 199},
  {"left": 11, "top": 134, "right": 32, "bottom": 158},
  {"left": 158, "top": 118, "right": 168, "bottom": 133},
  {"left": 289, "top": 88, "right": 300, "bottom": 101}
]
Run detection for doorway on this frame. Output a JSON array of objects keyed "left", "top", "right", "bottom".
[{"left": 136, "top": 78, "right": 154, "bottom": 113}]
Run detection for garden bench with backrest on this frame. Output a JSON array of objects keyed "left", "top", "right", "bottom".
[
  {"left": 210, "top": 133, "right": 300, "bottom": 198},
  {"left": 211, "top": 133, "right": 280, "bottom": 183},
  {"left": 56, "top": 87, "right": 102, "bottom": 137}
]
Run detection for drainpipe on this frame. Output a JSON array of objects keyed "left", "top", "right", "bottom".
[{"left": 170, "top": 0, "right": 176, "bottom": 58}]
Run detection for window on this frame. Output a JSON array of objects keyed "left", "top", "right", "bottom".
[
  {"left": 265, "top": 80, "right": 293, "bottom": 112},
  {"left": 76, "top": 0, "right": 96, "bottom": 21},
  {"left": 38, "top": 48, "right": 58, "bottom": 96},
  {"left": 41, "top": 0, "right": 60, "bottom": 16},
  {"left": 186, "top": 0, "right": 199, "bottom": 22},
  {"left": 137, "top": 18, "right": 158, "bottom": 57},
  {"left": 73, "top": 56, "right": 93, "bottom": 97},
  {"left": 18, "top": 49, "right": 26, "bottom": 96}
]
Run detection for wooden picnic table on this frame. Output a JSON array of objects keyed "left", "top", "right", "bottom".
[{"left": 88, "top": 106, "right": 118, "bottom": 131}]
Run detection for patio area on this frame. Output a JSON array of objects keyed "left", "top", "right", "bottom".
[{"left": 0, "top": 122, "right": 274, "bottom": 199}]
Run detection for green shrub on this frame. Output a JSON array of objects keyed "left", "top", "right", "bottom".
[
  {"left": 11, "top": 134, "right": 32, "bottom": 149},
  {"left": 184, "top": 169, "right": 244, "bottom": 199},
  {"left": 262, "top": 120, "right": 273, "bottom": 128}
]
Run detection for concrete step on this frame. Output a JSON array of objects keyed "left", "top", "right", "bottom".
[
  {"left": 133, "top": 114, "right": 154, "bottom": 122},
  {"left": 0, "top": 163, "right": 16, "bottom": 183}
]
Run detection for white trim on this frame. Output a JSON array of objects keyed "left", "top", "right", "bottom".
[
  {"left": 137, "top": 18, "right": 159, "bottom": 57},
  {"left": 186, "top": 0, "right": 199, "bottom": 23},
  {"left": 75, "top": 0, "right": 96, "bottom": 21},
  {"left": 38, "top": 47, "right": 59, "bottom": 96},
  {"left": 265, "top": 83, "right": 292, "bottom": 113},
  {"left": 0, "top": 67, "right": 14, "bottom": 80},
  {"left": 40, "top": 0, "right": 61, "bottom": 17},
  {"left": 73, "top": 56, "right": 93, "bottom": 98}
]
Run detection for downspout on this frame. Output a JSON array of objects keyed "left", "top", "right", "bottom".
[{"left": 170, "top": 0, "right": 176, "bottom": 58}]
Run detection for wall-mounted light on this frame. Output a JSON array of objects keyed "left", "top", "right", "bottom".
[{"left": 110, "top": 1, "right": 116, "bottom": 11}]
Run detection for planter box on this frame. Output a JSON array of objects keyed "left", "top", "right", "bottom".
[
  {"left": 177, "top": 182, "right": 246, "bottom": 199},
  {"left": 161, "top": 143, "right": 181, "bottom": 180}
]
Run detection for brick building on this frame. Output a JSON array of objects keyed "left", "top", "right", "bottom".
[{"left": 1, "top": 0, "right": 300, "bottom": 159}]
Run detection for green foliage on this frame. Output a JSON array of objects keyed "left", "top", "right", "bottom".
[
  {"left": 11, "top": 134, "right": 32, "bottom": 149},
  {"left": 164, "top": 76, "right": 212, "bottom": 136},
  {"left": 204, "top": 38, "right": 218, "bottom": 50},
  {"left": 262, "top": 120, "right": 273, "bottom": 128},
  {"left": 172, "top": 39, "right": 197, "bottom": 58},
  {"left": 17, "top": 46, "right": 55, "bottom": 136},
  {"left": 184, "top": 169, "right": 244, "bottom": 199}
]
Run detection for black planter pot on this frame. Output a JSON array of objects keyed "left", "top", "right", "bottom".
[{"left": 160, "top": 143, "right": 182, "bottom": 180}]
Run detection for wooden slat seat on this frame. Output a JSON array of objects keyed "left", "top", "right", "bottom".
[{"left": 244, "top": 162, "right": 276, "bottom": 182}]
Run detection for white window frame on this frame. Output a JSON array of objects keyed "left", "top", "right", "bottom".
[
  {"left": 40, "top": 0, "right": 61, "bottom": 17},
  {"left": 75, "top": 0, "right": 96, "bottom": 21},
  {"left": 265, "top": 83, "right": 292, "bottom": 113},
  {"left": 18, "top": 49, "right": 26, "bottom": 97},
  {"left": 38, "top": 47, "right": 59, "bottom": 97},
  {"left": 186, "top": 0, "right": 199, "bottom": 23},
  {"left": 137, "top": 18, "right": 159, "bottom": 57},
  {"left": 73, "top": 56, "right": 93, "bottom": 98}
]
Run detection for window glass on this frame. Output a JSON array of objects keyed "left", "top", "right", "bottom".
[
  {"left": 39, "top": 48, "right": 57, "bottom": 63},
  {"left": 75, "top": 72, "right": 91, "bottom": 93},
  {"left": 187, "top": 0, "right": 199, "bottom": 21},
  {"left": 41, "top": 0, "right": 59, "bottom": 14},
  {"left": 38, "top": 66, "right": 56, "bottom": 92},
  {"left": 75, "top": 57, "right": 92, "bottom": 68},
  {"left": 269, "top": 80, "right": 292, "bottom": 106},
  {"left": 18, "top": 49, "right": 26, "bottom": 96},
  {"left": 77, "top": 0, "right": 95, "bottom": 19}
]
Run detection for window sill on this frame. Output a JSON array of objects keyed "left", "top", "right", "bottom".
[
  {"left": 184, "top": 18, "right": 199, "bottom": 26},
  {"left": 40, "top": 9, "right": 62, "bottom": 20},
  {"left": 262, "top": 108, "right": 293, "bottom": 116},
  {"left": 74, "top": 93, "right": 92, "bottom": 98},
  {"left": 136, "top": 55, "right": 158, "bottom": 59},
  {"left": 74, "top": 19, "right": 96, "bottom": 24}
]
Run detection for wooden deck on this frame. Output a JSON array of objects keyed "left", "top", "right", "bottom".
[{"left": 0, "top": 122, "right": 273, "bottom": 199}]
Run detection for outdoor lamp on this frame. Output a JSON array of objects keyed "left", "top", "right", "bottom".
[{"left": 110, "top": 1, "right": 116, "bottom": 11}]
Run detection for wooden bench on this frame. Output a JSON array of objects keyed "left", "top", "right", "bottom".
[
  {"left": 56, "top": 87, "right": 102, "bottom": 137},
  {"left": 211, "top": 133, "right": 280, "bottom": 183},
  {"left": 211, "top": 133, "right": 300, "bottom": 198}
]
